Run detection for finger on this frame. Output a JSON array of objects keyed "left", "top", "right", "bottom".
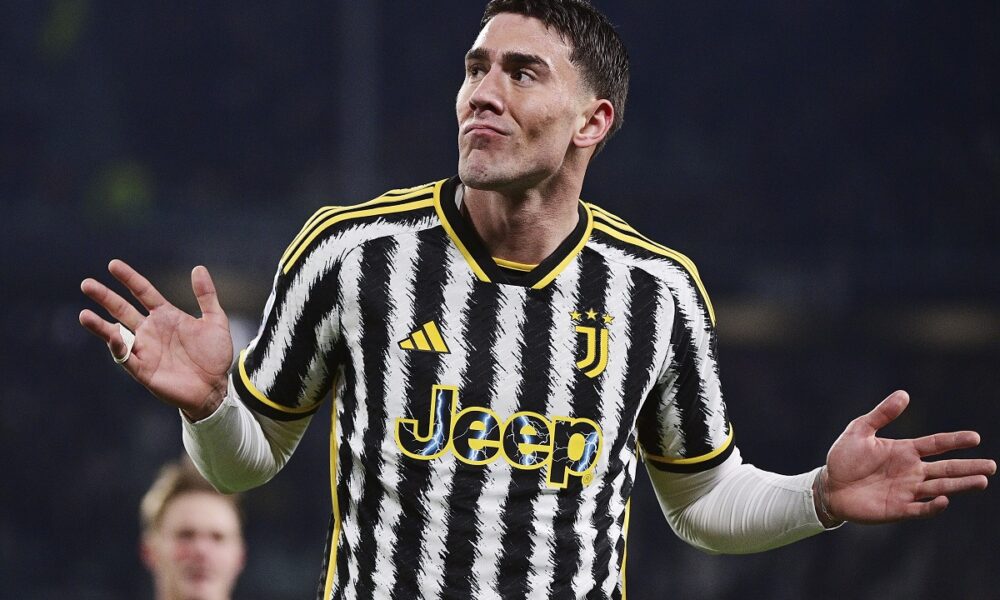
[
  {"left": 80, "top": 278, "right": 145, "bottom": 330},
  {"left": 851, "top": 390, "right": 909, "bottom": 435},
  {"left": 916, "top": 475, "right": 989, "bottom": 499},
  {"left": 108, "top": 259, "right": 169, "bottom": 311},
  {"left": 191, "top": 265, "right": 227, "bottom": 325},
  {"left": 900, "top": 496, "right": 949, "bottom": 520},
  {"left": 913, "top": 431, "right": 982, "bottom": 458},
  {"left": 925, "top": 458, "right": 998, "bottom": 479},
  {"left": 79, "top": 309, "right": 133, "bottom": 360}
]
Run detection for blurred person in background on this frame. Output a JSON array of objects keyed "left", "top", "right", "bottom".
[{"left": 140, "top": 456, "right": 245, "bottom": 600}]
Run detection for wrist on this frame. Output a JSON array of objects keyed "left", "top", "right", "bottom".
[
  {"left": 182, "top": 381, "right": 227, "bottom": 422},
  {"left": 813, "top": 467, "right": 845, "bottom": 529}
]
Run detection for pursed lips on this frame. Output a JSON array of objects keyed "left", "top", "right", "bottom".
[{"left": 462, "top": 122, "right": 508, "bottom": 136}]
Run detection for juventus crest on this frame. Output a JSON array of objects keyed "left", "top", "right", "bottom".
[{"left": 570, "top": 308, "right": 613, "bottom": 378}]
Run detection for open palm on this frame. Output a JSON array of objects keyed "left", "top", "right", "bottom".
[
  {"left": 80, "top": 259, "right": 233, "bottom": 420},
  {"left": 824, "top": 391, "right": 994, "bottom": 524}
]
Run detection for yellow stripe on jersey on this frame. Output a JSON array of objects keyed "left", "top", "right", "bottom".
[
  {"left": 279, "top": 182, "right": 436, "bottom": 269},
  {"left": 621, "top": 497, "right": 631, "bottom": 600},
  {"left": 282, "top": 197, "right": 436, "bottom": 274},
  {"left": 323, "top": 382, "right": 342, "bottom": 600},
  {"left": 433, "top": 179, "right": 493, "bottom": 283},
  {"left": 493, "top": 257, "right": 537, "bottom": 272},
  {"left": 237, "top": 349, "right": 322, "bottom": 414},
  {"left": 532, "top": 202, "right": 594, "bottom": 290},
  {"left": 590, "top": 215, "right": 716, "bottom": 325},
  {"left": 642, "top": 424, "right": 734, "bottom": 465}
]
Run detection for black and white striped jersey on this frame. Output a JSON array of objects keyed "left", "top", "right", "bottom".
[{"left": 233, "top": 176, "right": 733, "bottom": 600}]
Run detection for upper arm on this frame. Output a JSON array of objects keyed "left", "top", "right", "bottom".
[
  {"left": 232, "top": 208, "right": 353, "bottom": 421},
  {"left": 635, "top": 270, "right": 733, "bottom": 473}
]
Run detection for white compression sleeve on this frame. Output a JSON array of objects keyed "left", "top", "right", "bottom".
[
  {"left": 646, "top": 447, "right": 833, "bottom": 554},
  {"left": 181, "top": 380, "right": 310, "bottom": 493}
]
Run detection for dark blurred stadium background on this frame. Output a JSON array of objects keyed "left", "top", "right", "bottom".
[{"left": 1, "top": 1, "right": 997, "bottom": 598}]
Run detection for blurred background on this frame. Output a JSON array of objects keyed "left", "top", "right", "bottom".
[{"left": 1, "top": 1, "right": 997, "bottom": 598}]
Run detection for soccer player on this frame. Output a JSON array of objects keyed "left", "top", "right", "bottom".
[
  {"left": 81, "top": 1, "right": 995, "bottom": 598},
  {"left": 140, "top": 457, "right": 245, "bottom": 600}
]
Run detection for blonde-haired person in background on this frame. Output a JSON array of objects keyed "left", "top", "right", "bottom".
[{"left": 140, "top": 457, "right": 245, "bottom": 600}]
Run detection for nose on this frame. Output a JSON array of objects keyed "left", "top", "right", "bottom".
[{"left": 467, "top": 68, "right": 505, "bottom": 116}]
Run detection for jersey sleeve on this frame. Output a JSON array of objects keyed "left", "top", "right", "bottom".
[
  {"left": 231, "top": 207, "right": 352, "bottom": 421},
  {"left": 636, "top": 264, "right": 734, "bottom": 473}
]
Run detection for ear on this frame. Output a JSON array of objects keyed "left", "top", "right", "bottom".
[{"left": 572, "top": 98, "right": 615, "bottom": 150}]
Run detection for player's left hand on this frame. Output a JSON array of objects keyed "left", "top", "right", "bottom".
[{"left": 820, "top": 390, "right": 996, "bottom": 525}]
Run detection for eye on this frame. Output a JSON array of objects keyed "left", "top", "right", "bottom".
[
  {"left": 511, "top": 70, "right": 535, "bottom": 84},
  {"left": 466, "top": 64, "right": 486, "bottom": 79}
]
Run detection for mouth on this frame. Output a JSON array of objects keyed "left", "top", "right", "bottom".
[{"left": 462, "top": 122, "right": 508, "bottom": 137}]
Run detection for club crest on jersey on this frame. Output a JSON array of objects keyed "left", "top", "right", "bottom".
[
  {"left": 570, "top": 308, "right": 613, "bottom": 378},
  {"left": 394, "top": 385, "right": 603, "bottom": 488}
]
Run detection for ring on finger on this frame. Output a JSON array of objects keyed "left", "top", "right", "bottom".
[{"left": 112, "top": 323, "right": 136, "bottom": 364}]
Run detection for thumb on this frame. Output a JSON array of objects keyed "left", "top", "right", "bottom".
[
  {"left": 853, "top": 390, "right": 909, "bottom": 435},
  {"left": 191, "top": 265, "right": 227, "bottom": 324}
]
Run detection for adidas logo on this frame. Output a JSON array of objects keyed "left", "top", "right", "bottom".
[{"left": 398, "top": 321, "right": 450, "bottom": 353}]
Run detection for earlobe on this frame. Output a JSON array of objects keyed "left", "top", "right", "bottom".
[{"left": 573, "top": 99, "right": 615, "bottom": 149}]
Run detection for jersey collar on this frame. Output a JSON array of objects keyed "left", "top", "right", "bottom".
[{"left": 434, "top": 176, "right": 593, "bottom": 289}]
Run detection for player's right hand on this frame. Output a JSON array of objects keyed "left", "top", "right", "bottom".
[{"left": 79, "top": 259, "right": 233, "bottom": 421}]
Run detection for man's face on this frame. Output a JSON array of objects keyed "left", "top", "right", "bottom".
[
  {"left": 457, "top": 13, "right": 595, "bottom": 192},
  {"left": 142, "top": 492, "right": 245, "bottom": 600}
]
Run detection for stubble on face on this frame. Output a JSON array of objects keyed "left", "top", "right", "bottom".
[{"left": 456, "top": 14, "right": 589, "bottom": 194}]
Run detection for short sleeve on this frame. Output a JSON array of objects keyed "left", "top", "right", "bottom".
[
  {"left": 636, "top": 271, "right": 734, "bottom": 473},
  {"left": 231, "top": 208, "right": 350, "bottom": 421}
]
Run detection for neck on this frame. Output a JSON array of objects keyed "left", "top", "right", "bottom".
[{"left": 462, "top": 177, "right": 582, "bottom": 265}]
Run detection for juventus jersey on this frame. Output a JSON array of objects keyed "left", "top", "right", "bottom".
[{"left": 233, "top": 177, "right": 734, "bottom": 600}]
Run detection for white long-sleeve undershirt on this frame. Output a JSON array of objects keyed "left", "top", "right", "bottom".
[
  {"left": 183, "top": 387, "right": 834, "bottom": 551},
  {"left": 645, "top": 448, "right": 831, "bottom": 554}
]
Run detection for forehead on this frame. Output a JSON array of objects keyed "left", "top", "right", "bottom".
[
  {"left": 470, "top": 13, "right": 574, "bottom": 66},
  {"left": 160, "top": 492, "right": 240, "bottom": 534}
]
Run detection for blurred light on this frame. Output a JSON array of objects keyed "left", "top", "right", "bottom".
[
  {"left": 39, "top": 0, "right": 89, "bottom": 62},
  {"left": 89, "top": 160, "right": 154, "bottom": 223}
]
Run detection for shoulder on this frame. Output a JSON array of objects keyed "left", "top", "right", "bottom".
[
  {"left": 586, "top": 201, "right": 716, "bottom": 325},
  {"left": 279, "top": 179, "right": 445, "bottom": 275}
]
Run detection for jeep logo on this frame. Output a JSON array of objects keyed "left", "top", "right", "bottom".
[{"left": 394, "top": 385, "right": 603, "bottom": 488}]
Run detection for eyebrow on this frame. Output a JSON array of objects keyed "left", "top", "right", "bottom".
[{"left": 465, "top": 47, "right": 552, "bottom": 72}]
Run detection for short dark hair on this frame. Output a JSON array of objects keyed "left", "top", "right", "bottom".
[{"left": 481, "top": 0, "right": 630, "bottom": 155}]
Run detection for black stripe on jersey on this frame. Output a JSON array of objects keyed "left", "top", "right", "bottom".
[
  {"left": 284, "top": 196, "right": 435, "bottom": 276},
  {"left": 496, "top": 284, "right": 557, "bottom": 600},
  {"left": 639, "top": 284, "right": 733, "bottom": 473},
  {"left": 314, "top": 514, "right": 338, "bottom": 600},
  {"left": 437, "top": 283, "right": 504, "bottom": 599},
  {"left": 388, "top": 229, "right": 453, "bottom": 600},
  {"left": 588, "top": 268, "right": 661, "bottom": 594},
  {"left": 548, "top": 249, "right": 612, "bottom": 597},
  {"left": 344, "top": 236, "right": 403, "bottom": 599}
]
